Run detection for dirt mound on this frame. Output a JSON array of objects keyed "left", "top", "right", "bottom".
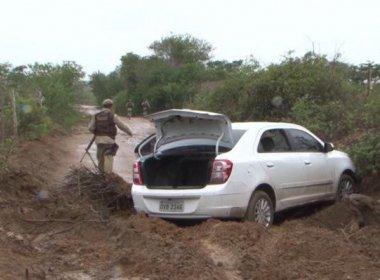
[
  {"left": 0, "top": 169, "right": 43, "bottom": 200},
  {"left": 64, "top": 167, "right": 134, "bottom": 214},
  {"left": 233, "top": 220, "right": 380, "bottom": 280},
  {"left": 306, "top": 202, "right": 360, "bottom": 229},
  {"left": 361, "top": 173, "right": 380, "bottom": 194},
  {"left": 174, "top": 217, "right": 380, "bottom": 280},
  {"left": 108, "top": 215, "right": 225, "bottom": 280},
  {"left": 0, "top": 166, "right": 135, "bottom": 279},
  {"left": 306, "top": 200, "right": 380, "bottom": 230}
]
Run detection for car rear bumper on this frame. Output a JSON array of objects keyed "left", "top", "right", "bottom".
[{"left": 131, "top": 184, "right": 248, "bottom": 219}]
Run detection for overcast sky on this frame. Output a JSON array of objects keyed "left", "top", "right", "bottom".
[{"left": 1, "top": 0, "right": 379, "bottom": 74}]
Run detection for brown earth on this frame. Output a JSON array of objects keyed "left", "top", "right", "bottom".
[{"left": 0, "top": 110, "right": 379, "bottom": 280}]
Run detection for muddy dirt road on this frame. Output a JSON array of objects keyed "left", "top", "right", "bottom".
[{"left": 1, "top": 108, "right": 380, "bottom": 280}]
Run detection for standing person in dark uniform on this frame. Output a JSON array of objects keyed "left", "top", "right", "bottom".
[
  {"left": 141, "top": 99, "right": 151, "bottom": 116},
  {"left": 88, "top": 99, "right": 133, "bottom": 173},
  {"left": 126, "top": 99, "right": 134, "bottom": 119}
]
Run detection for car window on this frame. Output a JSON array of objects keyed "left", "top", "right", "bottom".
[
  {"left": 258, "top": 129, "right": 291, "bottom": 153},
  {"left": 286, "top": 129, "right": 323, "bottom": 152}
]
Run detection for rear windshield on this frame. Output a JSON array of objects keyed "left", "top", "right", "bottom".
[{"left": 232, "top": 129, "right": 247, "bottom": 146}]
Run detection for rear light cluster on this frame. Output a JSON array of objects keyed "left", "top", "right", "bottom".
[
  {"left": 133, "top": 161, "right": 144, "bottom": 185},
  {"left": 210, "top": 159, "right": 233, "bottom": 184}
]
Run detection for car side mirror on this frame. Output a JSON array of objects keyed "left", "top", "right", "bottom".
[{"left": 324, "top": 142, "right": 334, "bottom": 153}]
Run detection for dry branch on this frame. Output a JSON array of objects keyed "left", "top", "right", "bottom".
[{"left": 64, "top": 166, "right": 133, "bottom": 214}]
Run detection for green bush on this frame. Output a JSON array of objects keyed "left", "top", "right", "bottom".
[
  {"left": 362, "top": 93, "right": 380, "bottom": 129},
  {"left": 1, "top": 61, "right": 85, "bottom": 141},
  {"left": 114, "top": 91, "right": 129, "bottom": 115},
  {"left": 193, "top": 73, "right": 249, "bottom": 121},
  {"left": 291, "top": 96, "right": 355, "bottom": 140},
  {"left": 0, "top": 139, "right": 16, "bottom": 172},
  {"left": 349, "top": 134, "right": 380, "bottom": 177},
  {"left": 17, "top": 98, "right": 53, "bottom": 140}
]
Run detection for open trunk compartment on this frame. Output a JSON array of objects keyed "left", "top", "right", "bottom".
[
  {"left": 142, "top": 153, "right": 215, "bottom": 189},
  {"left": 137, "top": 109, "right": 237, "bottom": 189}
]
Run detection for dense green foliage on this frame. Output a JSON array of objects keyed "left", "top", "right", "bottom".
[
  {"left": 0, "top": 62, "right": 86, "bottom": 140},
  {"left": 349, "top": 134, "right": 379, "bottom": 177},
  {"left": 90, "top": 34, "right": 379, "bottom": 177},
  {"left": 90, "top": 35, "right": 217, "bottom": 114}
]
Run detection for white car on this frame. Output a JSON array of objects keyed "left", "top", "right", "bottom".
[{"left": 131, "top": 109, "right": 357, "bottom": 226}]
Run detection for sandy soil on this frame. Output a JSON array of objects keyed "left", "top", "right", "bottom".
[{"left": 0, "top": 108, "right": 379, "bottom": 280}]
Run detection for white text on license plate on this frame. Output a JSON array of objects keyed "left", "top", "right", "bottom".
[{"left": 159, "top": 200, "right": 184, "bottom": 212}]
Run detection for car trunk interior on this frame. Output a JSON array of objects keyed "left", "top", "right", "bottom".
[{"left": 142, "top": 153, "right": 216, "bottom": 189}]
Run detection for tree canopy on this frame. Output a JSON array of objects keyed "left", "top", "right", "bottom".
[{"left": 149, "top": 34, "right": 212, "bottom": 67}]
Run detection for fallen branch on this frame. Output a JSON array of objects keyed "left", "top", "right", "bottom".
[
  {"left": 64, "top": 166, "right": 133, "bottom": 213},
  {"left": 340, "top": 228, "right": 351, "bottom": 241},
  {"left": 48, "top": 226, "right": 75, "bottom": 236},
  {"left": 20, "top": 217, "right": 102, "bottom": 223}
]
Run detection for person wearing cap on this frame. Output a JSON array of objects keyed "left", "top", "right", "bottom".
[
  {"left": 126, "top": 99, "right": 134, "bottom": 119},
  {"left": 88, "top": 99, "right": 133, "bottom": 173},
  {"left": 141, "top": 99, "right": 151, "bottom": 116}
]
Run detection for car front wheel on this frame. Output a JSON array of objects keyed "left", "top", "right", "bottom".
[
  {"left": 336, "top": 174, "right": 356, "bottom": 201},
  {"left": 245, "top": 191, "right": 274, "bottom": 227}
]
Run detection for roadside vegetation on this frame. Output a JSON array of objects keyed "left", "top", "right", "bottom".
[
  {"left": 90, "top": 34, "right": 379, "bottom": 178},
  {"left": 0, "top": 34, "right": 378, "bottom": 177},
  {"left": 0, "top": 62, "right": 89, "bottom": 171}
]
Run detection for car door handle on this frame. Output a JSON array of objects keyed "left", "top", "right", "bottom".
[
  {"left": 266, "top": 162, "right": 274, "bottom": 168},
  {"left": 304, "top": 160, "right": 311, "bottom": 165}
]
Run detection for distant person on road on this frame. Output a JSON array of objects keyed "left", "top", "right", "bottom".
[
  {"left": 126, "top": 99, "right": 134, "bottom": 119},
  {"left": 141, "top": 99, "right": 151, "bottom": 116},
  {"left": 36, "top": 90, "right": 45, "bottom": 107},
  {"left": 88, "top": 99, "right": 133, "bottom": 173}
]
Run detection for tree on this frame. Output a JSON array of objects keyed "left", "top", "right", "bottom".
[
  {"left": 149, "top": 34, "right": 212, "bottom": 67},
  {"left": 90, "top": 72, "right": 111, "bottom": 104},
  {"left": 120, "top": 53, "right": 141, "bottom": 92}
]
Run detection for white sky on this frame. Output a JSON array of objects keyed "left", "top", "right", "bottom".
[{"left": 1, "top": 0, "right": 379, "bottom": 74}]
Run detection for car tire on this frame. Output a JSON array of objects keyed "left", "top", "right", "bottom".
[
  {"left": 336, "top": 174, "right": 356, "bottom": 201},
  {"left": 245, "top": 191, "right": 274, "bottom": 227}
]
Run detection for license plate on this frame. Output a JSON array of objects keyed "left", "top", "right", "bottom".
[{"left": 159, "top": 199, "right": 184, "bottom": 212}]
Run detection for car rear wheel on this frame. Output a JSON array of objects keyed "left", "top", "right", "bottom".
[
  {"left": 336, "top": 174, "right": 355, "bottom": 201},
  {"left": 245, "top": 191, "right": 274, "bottom": 227}
]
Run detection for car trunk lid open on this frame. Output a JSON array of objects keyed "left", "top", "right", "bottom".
[
  {"left": 136, "top": 109, "right": 234, "bottom": 189},
  {"left": 147, "top": 109, "right": 234, "bottom": 155}
]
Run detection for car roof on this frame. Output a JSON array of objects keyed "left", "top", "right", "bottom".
[{"left": 231, "top": 122, "right": 304, "bottom": 130}]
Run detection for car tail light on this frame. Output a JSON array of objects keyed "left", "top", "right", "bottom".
[
  {"left": 210, "top": 159, "right": 233, "bottom": 184},
  {"left": 133, "top": 161, "right": 144, "bottom": 185}
]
